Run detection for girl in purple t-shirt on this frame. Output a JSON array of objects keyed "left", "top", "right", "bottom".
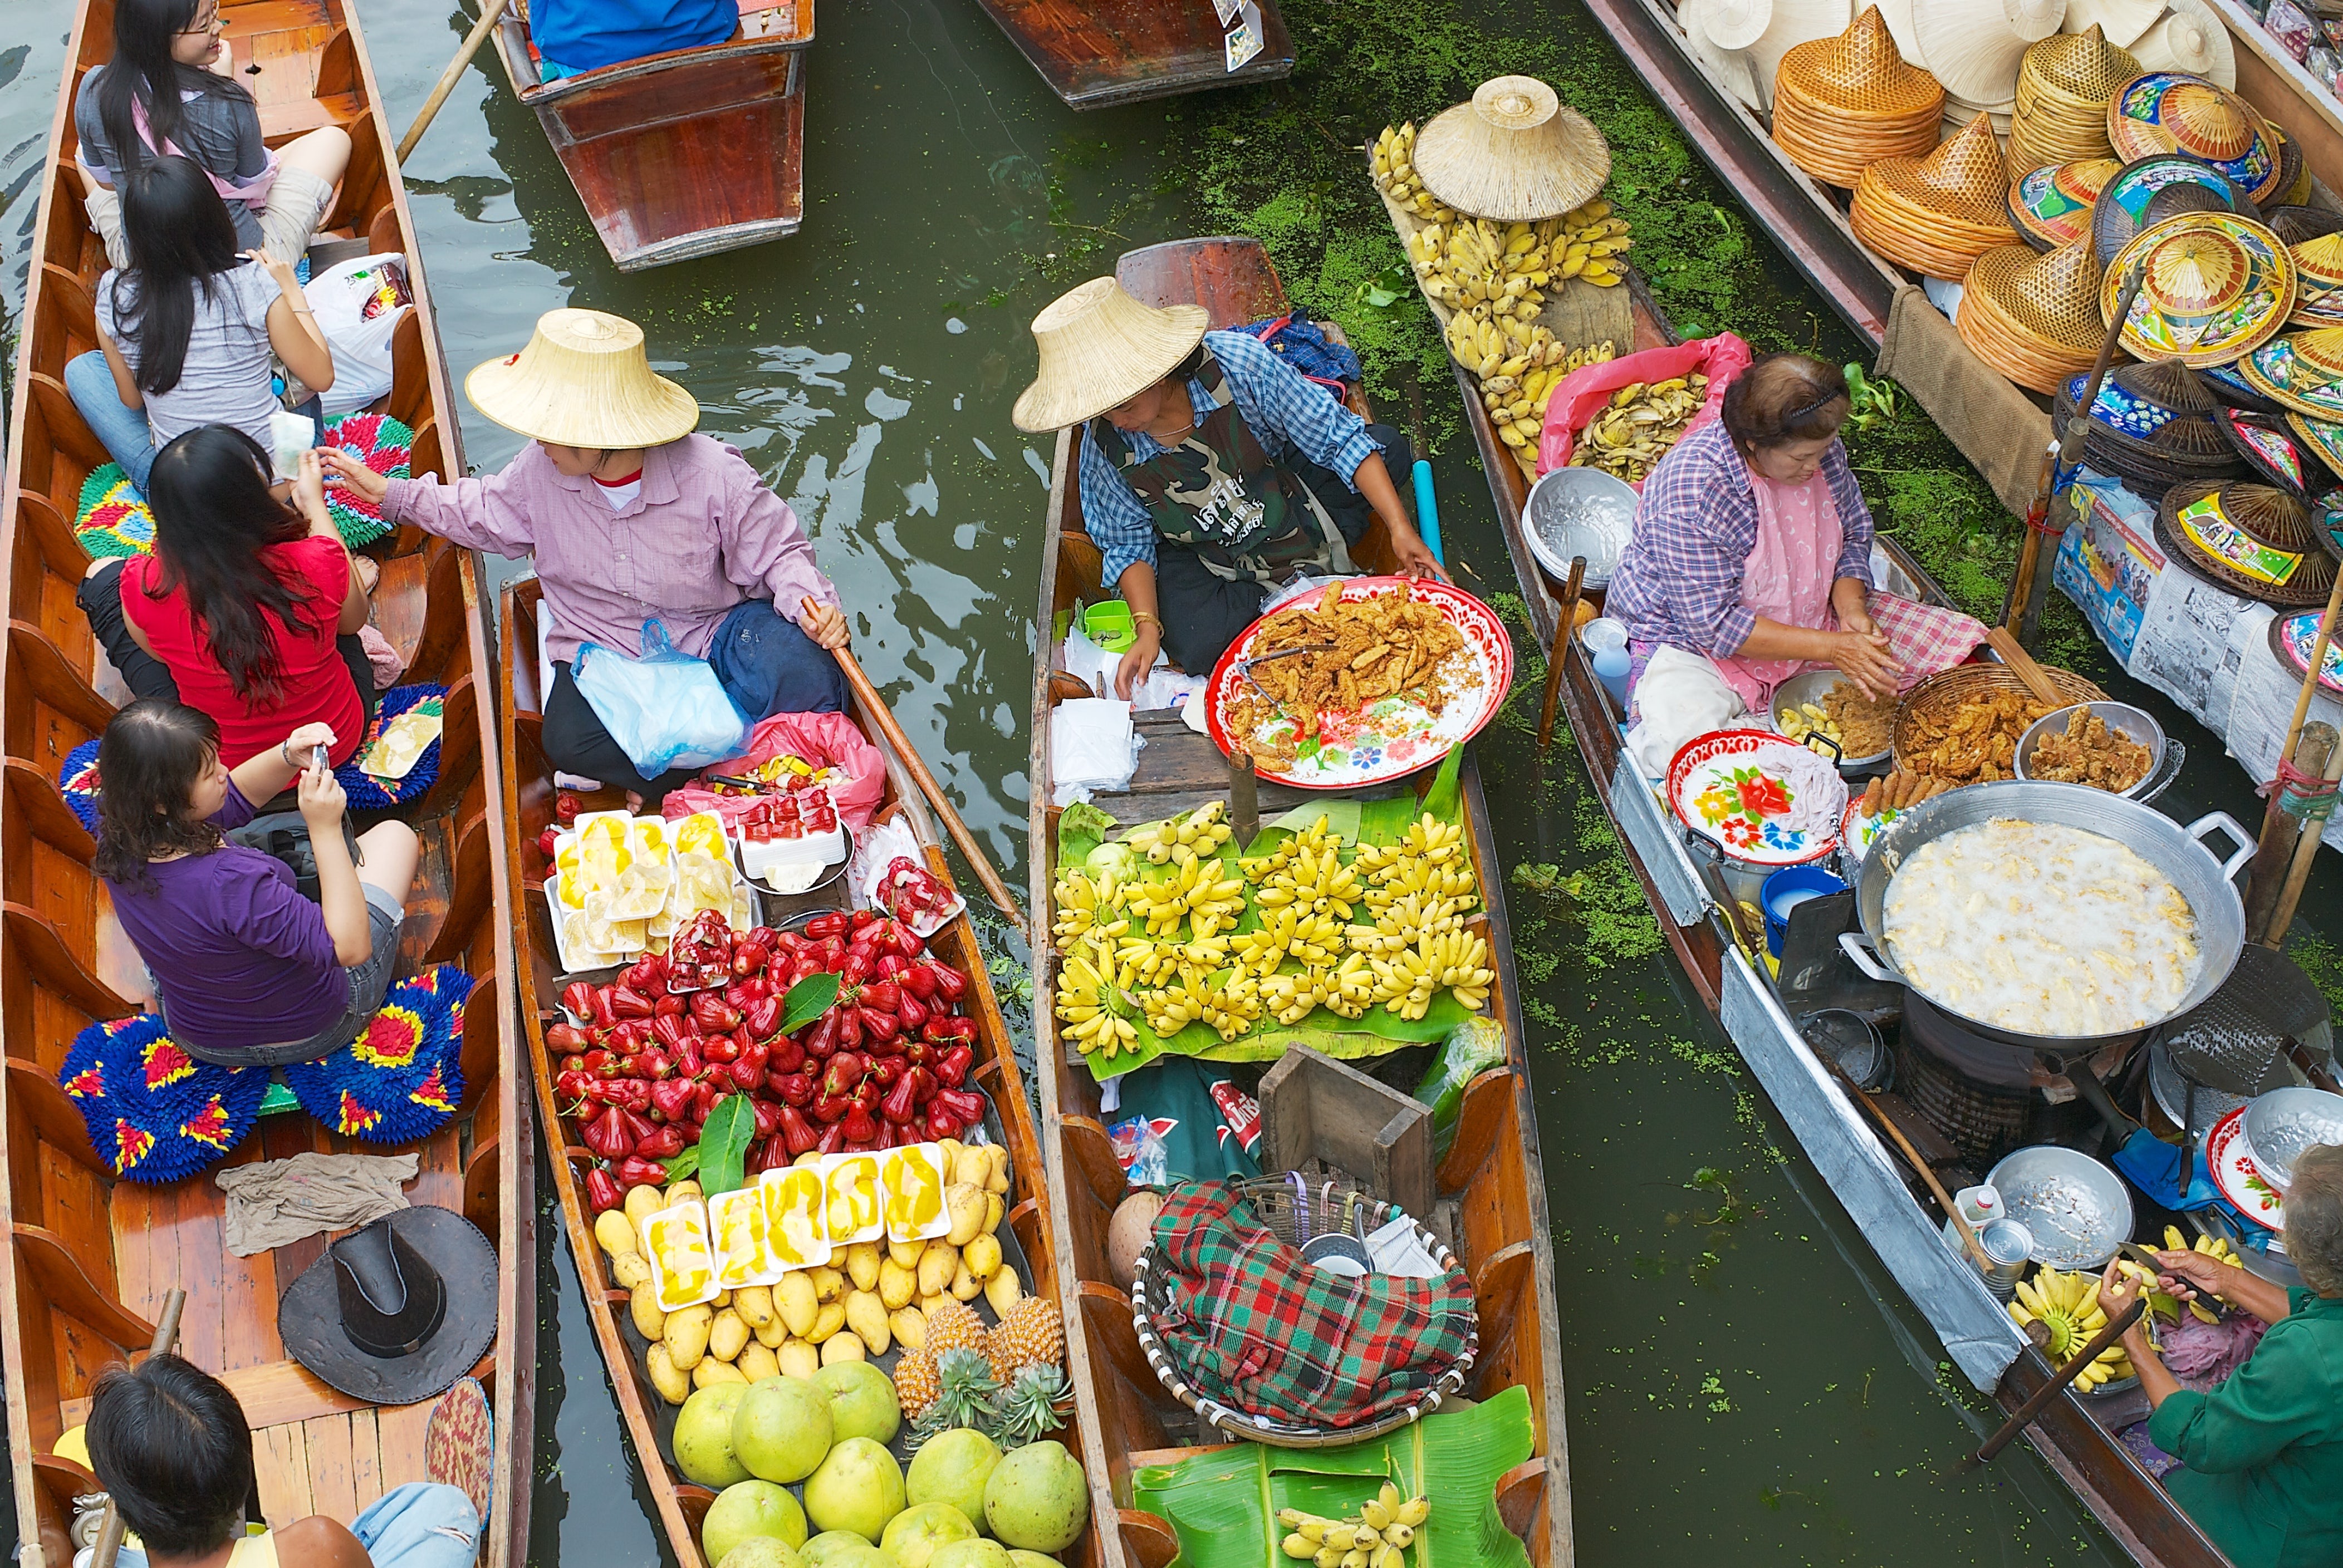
[{"left": 94, "top": 701, "right": 421, "bottom": 1066}]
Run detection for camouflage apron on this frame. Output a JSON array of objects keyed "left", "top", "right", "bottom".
[{"left": 1090, "top": 350, "right": 1358, "bottom": 587}]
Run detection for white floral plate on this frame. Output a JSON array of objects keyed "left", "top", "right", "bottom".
[
  {"left": 1839, "top": 799, "right": 1901, "bottom": 866},
  {"left": 1666, "top": 729, "right": 1841, "bottom": 866},
  {"left": 2207, "top": 1105, "right": 2286, "bottom": 1230}
]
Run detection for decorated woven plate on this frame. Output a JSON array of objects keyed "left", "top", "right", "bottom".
[
  {"left": 2268, "top": 607, "right": 2343, "bottom": 697},
  {"left": 2206, "top": 1105, "right": 2285, "bottom": 1228},
  {"left": 2238, "top": 328, "right": 2343, "bottom": 420},
  {"left": 1203, "top": 576, "right": 1512, "bottom": 790},
  {"left": 2103, "top": 212, "right": 2296, "bottom": 367},
  {"left": 2217, "top": 410, "right": 2319, "bottom": 498},
  {"left": 2107, "top": 74, "right": 2282, "bottom": 202},
  {"left": 1665, "top": 729, "right": 1843, "bottom": 866},
  {"left": 2007, "top": 159, "right": 2119, "bottom": 251}
]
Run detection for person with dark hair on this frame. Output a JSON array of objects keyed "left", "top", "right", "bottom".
[
  {"left": 72, "top": 0, "right": 350, "bottom": 269},
  {"left": 87, "top": 1351, "right": 479, "bottom": 1568},
  {"left": 79, "top": 432, "right": 375, "bottom": 769},
  {"left": 64, "top": 156, "right": 337, "bottom": 492},
  {"left": 96, "top": 701, "right": 419, "bottom": 1067},
  {"left": 2096, "top": 1144, "right": 2343, "bottom": 1568},
  {"left": 1606, "top": 351, "right": 1987, "bottom": 774},
  {"left": 1010, "top": 277, "right": 1443, "bottom": 700}
]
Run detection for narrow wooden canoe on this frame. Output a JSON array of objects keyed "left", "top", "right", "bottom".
[
  {"left": 0, "top": 4, "right": 531, "bottom": 1565},
  {"left": 1026, "top": 235, "right": 1575, "bottom": 1568},
  {"left": 489, "top": 0, "right": 814, "bottom": 272},
  {"left": 496, "top": 575, "right": 1067, "bottom": 1568},
  {"left": 974, "top": 0, "right": 1293, "bottom": 109}
]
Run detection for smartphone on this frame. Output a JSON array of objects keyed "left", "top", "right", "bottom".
[{"left": 311, "top": 744, "right": 330, "bottom": 775}]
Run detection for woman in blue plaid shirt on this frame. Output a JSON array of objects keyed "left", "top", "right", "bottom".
[{"left": 1015, "top": 278, "right": 1445, "bottom": 700}]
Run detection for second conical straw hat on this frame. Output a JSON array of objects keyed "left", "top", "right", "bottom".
[
  {"left": 1413, "top": 77, "right": 1611, "bottom": 221},
  {"left": 465, "top": 308, "right": 700, "bottom": 448},
  {"left": 2010, "top": 25, "right": 2141, "bottom": 166},
  {"left": 1958, "top": 237, "right": 2110, "bottom": 391},
  {"left": 1851, "top": 112, "right": 2017, "bottom": 278}
]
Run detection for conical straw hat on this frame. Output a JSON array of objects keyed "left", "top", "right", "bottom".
[
  {"left": 2010, "top": 25, "right": 2140, "bottom": 166},
  {"left": 1914, "top": 0, "right": 2068, "bottom": 106},
  {"left": 1872, "top": 0, "right": 1923, "bottom": 60},
  {"left": 2107, "top": 73, "right": 2281, "bottom": 201},
  {"left": 1742, "top": 0, "right": 1854, "bottom": 106},
  {"left": 1414, "top": 77, "right": 1611, "bottom": 221},
  {"left": 1772, "top": 8, "right": 1947, "bottom": 184},
  {"left": 1703, "top": 0, "right": 1774, "bottom": 50},
  {"left": 2240, "top": 329, "right": 2343, "bottom": 422},
  {"left": 1850, "top": 113, "right": 2017, "bottom": 277},
  {"left": 2129, "top": 0, "right": 2236, "bottom": 89},
  {"left": 464, "top": 309, "right": 700, "bottom": 449},
  {"left": 2024, "top": 24, "right": 2141, "bottom": 99},
  {"left": 2290, "top": 234, "right": 2343, "bottom": 328},
  {"left": 1958, "top": 237, "right": 2112, "bottom": 391},
  {"left": 2102, "top": 210, "right": 2296, "bottom": 367},
  {"left": 1683, "top": 0, "right": 1765, "bottom": 107},
  {"left": 1011, "top": 278, "right": 1210, "bottom": 433},
  {"left": 2006, "top": 156, "right": 2120, "bottom": 250},
  {"left": 2061, "top": 0, "right": 2161, "bottom": 48}
]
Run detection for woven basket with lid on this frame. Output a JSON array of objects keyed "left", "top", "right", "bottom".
[
  {"left": 2010, "top": 26, "right": 2142, "bottom": 168},
  {"left": 1851, "top": 113, "right": 2017, "bottom": 279},
  {"left": 1958, "top": 237, "right": 2110, "bottom": 392},
  {"left": 1771, "top": 6, "right": 1946, "bottom": 188}
]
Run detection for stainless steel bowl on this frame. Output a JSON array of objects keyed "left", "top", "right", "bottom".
[
  {"left": 1525, "top": 468, "right": 1637, "bottom": 589},
  {"left": 1839, "top": 780, "right": 2254, "bottom": 1051},
  {"left": 2013, "top": 701, "right": 2167, "bottom": 800},
  {"left": 1987, "top": 1144, "right": 2136, "bottom": 1271},
  {"left": 1769, "top": 669, "right": 1893, "bottom": 770},
  {"left": 2242, "top": 1087, "right": 2343, "bottom": 1192}
]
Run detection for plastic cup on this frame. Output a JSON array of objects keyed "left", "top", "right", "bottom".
[{"left": 1082, "top": 600, "right": 1136, "bottom": 652}]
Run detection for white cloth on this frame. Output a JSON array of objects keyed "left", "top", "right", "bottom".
[
  {"left": 215, "top": 1151, "right": 416, "bottom": 1257},
  {"left": 1051, "top": 697, "right": 1141, "bottom": 805},
  {"left": 1624, "top": 645, "right": 1750, "bottom": 778}
]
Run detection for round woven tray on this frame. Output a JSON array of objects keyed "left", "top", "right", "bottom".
[
  {"left": 1891, "top": 663, "right": 2108, "bottom": 776},
  {"left": 1129, "top": 1177, "right": 1475, "bottom": 1448}
]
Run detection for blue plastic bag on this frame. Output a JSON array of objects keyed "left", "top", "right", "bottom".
[{"left": 572, "top": 619, "right": 752, "bottom": 776}]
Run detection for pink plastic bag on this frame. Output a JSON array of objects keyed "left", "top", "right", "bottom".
[
  {"left": 1535, "top": 331, "right": 1754, "bottom": 488},
  {"left": 661, "top": 711, "right": 887, "bottom": 833}
]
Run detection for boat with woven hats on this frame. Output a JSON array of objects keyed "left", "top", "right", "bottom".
[
  {"left": 2106, "top": 71, "right": 2282, "bottom": 202},
  {"left": 2238, "top": 326, "right": 2343, "bottom": 421},
  {"left": 1957, "top": 237, "right": 2112, "bottom": 392},
  {"left": 2156, "top": 476, "right": 2340, "bottom": 607},
  {"left": 1411, "top": 75, "right": 1610, "bottom": 222},
  {"left": 1849, "top": 112, "right": 2018, "bottom": 280},
  {"left": 2006, "top": 156, "right": 2119, "bottom": 250},
  {"left": 2010, "top": 24, "right": 2143, "bottom": 168},
  {"left": 2089, "top": 153, "right": 2261, "bottom": 264},
  {"left": 2100, "top": 209, "right": 2296, "bottom": 367},
  {"left": 1769, "top": 6, "right": 1945, "bottom": 189},
  {"left": 0, "top": 0, "right": 533, "bottom": 1553},
  {"left": 2289, "top": 234, "right": 2343, "bottom": 328}
]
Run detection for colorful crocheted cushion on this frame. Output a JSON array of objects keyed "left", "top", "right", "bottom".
[
  {"left": 282, "top": 965, "right": 473, "bottom": 1144},
  {"left": 58, "top": 1014, "right": 270, "bottom": 1183},
  {"left": 74, "top": 465, "right": 155, "bottom": 560},
  {"left": 58, "top": 739, "right": 102, "bottom": 835},
  {"left": 337, "top": 684, "right": 446, "bottom": 811},
  {"left": 322, "top": 411, "right": 411, "bottom": 547}
]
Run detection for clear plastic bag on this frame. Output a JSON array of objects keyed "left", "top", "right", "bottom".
[
  {"left": 572, "top": 619, "right": 752, "bottom": 776},
  {"left": 1413, "top": 1014, "right": 1509, "bottom": 1159}
]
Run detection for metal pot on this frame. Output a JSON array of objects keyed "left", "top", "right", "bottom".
[
  {"left": 2012, "top": 701, "right": 2169, "bottom": 802},
  {"left": 1769, "top": 669, "right": 1893, "bottom": 773},
  {"left": 1839, "top": 781, "right": 2254, "bottom": 1053}
]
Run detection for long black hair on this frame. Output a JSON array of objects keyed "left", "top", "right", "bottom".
[
  {"left": 106, "top": 156, "right": 246, "bottom": 397},
  {"left": 95, "top": 0, "right": 255, "bottom": 179},
  {"left": 144, "top": 426, "right": 323, "bottom": 704},
  {"left": 86, "top": 1352, "right": 254, "bottom": 1557},
  {"left": 93, "top": 700, "right": 229, "bottom": 887}
]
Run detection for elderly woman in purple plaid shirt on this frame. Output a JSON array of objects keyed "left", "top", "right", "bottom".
[{"left": 1608, "top": 353, "right": 1985, "bottom": 775}]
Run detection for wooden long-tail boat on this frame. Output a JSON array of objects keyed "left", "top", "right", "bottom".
[
  {"left": 0, "top": 3, "right": 531, "bottom": 1564},
  {"left": 1025, "top": 235, "right": 1574, "bottom": 1568},
  {"left": 974, "top": 0, "right": 1293, "bottom": 109},
  {"left": 496, "top": 576, "right": 1065, "bottom": 1568},
  {"left": 489, "top": 0, "right": 813, "bottom": 272}
]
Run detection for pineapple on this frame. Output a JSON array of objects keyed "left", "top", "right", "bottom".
[
  {"left": 908, "top": 1347, "right": 1001, "bottom": 1452},
  {"left": 925, "top": 1300, "right": 988, "bottom": 1360},
  {"left": 988, "top": 1361, "right": 1068, "bottom": 1447},
  {"left": 893, "top": 1347, "right": 942, "bottom": 1422},
  {"left": 993, "top": 1297, "right": 1064, "bottom": 1372}
]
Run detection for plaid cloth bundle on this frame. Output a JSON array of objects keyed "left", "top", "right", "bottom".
[{"left": 1148, "top": 1179, "right": 1476, "bottom": 1429}]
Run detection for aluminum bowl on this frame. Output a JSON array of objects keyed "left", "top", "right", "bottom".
[
  {"left": 1986, "top": 1144, "right": 2136, "bottom": 1271},
  {"left": 1769, "top": 669, "right": 1893, "bottom": 770},
  {"left": 1525, "top": 468, "right": 1637, "bottom": 589},
  {"left": 2013, "top": 701, "right": 2166, "bottom": 800},
  {"left": 2242, "top": 1087, "right": 2343, "bottom": 1192}
]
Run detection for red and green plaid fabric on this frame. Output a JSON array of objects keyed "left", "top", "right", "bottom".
[{"left": 1149, "top": 1179, "right": 1475, "bottom": 1429}]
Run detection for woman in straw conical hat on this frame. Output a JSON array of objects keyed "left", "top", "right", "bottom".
[
  {"left": 1014, "top": 276, "right": 1443, "bottom": 699},
  {"left": 323, "top": 308, "right": 847, "bottom": 807}
]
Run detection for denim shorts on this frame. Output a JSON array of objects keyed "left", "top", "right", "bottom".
[{"left": 168, "top": 882, "right": 406, "bottom": 1068}]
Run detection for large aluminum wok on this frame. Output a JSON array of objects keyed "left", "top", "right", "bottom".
[{"left": 1839, "top": 781, "right": 2253, "bottom": 1053}]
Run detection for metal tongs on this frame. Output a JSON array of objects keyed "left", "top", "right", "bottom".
[{"left": 1233, "top": 642, "right": 1336, "bottom": 705}]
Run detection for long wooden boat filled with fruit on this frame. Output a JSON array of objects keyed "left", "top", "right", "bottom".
[
  {"left": 0, "top": 2, "right": 531, "bottom": 1563},
  {"left": 1025, "top": 235, "right": 1573, "bottom": 1568},
  {"left": 498, "top": 575, "right": 1089, "bottom": 1568}
]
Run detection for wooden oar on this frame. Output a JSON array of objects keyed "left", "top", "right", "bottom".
[
  {"left": 396, "top": 0, "right": 512, "bottom": 163},
  {"left": 1535, "top": 556, "right": 1587, "bottom": 751},
  {"left": 89, "top": 1288, "right": 188, "bottom": 1568},
  {"left": 1817, "top": 1050, "right": 1991, "bottom": 1275},
  {"left": 818, "top": 613, "right": 1028, "bottom": 940},
  {"left": 1964, "top": 1294, "right": 2146, "bottom": 1467}
]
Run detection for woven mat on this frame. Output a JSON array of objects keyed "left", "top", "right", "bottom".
[{"left": 1876, "top": 283, "right": 2053, "bottom": 515}]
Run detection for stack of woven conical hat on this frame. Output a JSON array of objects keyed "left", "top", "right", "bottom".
[
  {"left": 2009, "top": 26, "right": 2141, "bottom": 167},
  {"left": 1851, "top": 114, "right": 2017, "bottom": 279},
  {"left": 1771, "top": 7, "right": 1947, "bottom": 187},
  {"left": 1958, "top": 236, "right": 2111, "bottom": 391}
]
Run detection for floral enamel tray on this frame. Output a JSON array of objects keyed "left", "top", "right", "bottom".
[
  {"left": 1666, "top": 729, "right": 1841, "bottom": 866},
  {"left": 1204, "top": 576, "right": 1513, "bottom": 790},
  {"left": 2207, "top": 1106, "right": 2286, "bottom": 1230}
]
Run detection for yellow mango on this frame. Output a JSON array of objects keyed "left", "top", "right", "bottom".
[
  {"left": 611, "top": 1252, "right": 653, "bottom": 1291},
  {"left": 888, "top": 1238, "right": 925, "bottom": 1270},
  {"left": 625, "top": 1184, "right": 665, "bottom": 1230},
  {"left": 844, "top": 1242, "right": 882, "bottom": 1293},
  {"left": 631, "top": 1281, "right": 666, "bottom": 1341},
  {"left": 692, "top": 1357, "right": 746, "bottom": 1389},
  {"left": 646, "top": 1344, "right": 689, "bottom": 1404},
  {"left": 918, "top": 1240, "right": 958, "bottom": 1298},
  {"left": 944, "top": 1184, "right": 986, "bottom": 1248},
  {"left": 753, "top": 1313, "right": 788, "bottom": 1349},
  {"left": 820, "top": 1331, "right": 866, "bottom": 1365},
  {"left": 805, "top": 1301, "right": 846, "bottom": 1345},
  {"left": 737, "top": 1342, "right": 781, "bottom": 1384},
  {"left": 808, "top": 1265, "right": 846, "bottom": 1304},
  {"left": 889, "top": 1306, "right": 927, "bottom": 1351},
  {"left": 879, "top": 1257, "right": 919, "bottom": 1311},
  {"left": 844, "top": 1289, "right": 891, "bottom": 1355},
  {"left": 961, "top": 1233, "right": 1002, "bottom": 1281},
  {"left": 663, "top": 1304, "right": 714, "bottom": 1371},
  {"left": 984, "top": 1265, "right": 1023, "bottom": 1318},
  {"left": 594, "top": 1211, "right": 638, "bottom": 1258},
  {"left": 776, "top": 1272, "right": 818, "bottom": 1338},
  {"left": 732, "top": 1284, "right": 775, "bottom": 1329},
  {"left": 982, "top": 1193, "right": 1004, "bottom": 1236},
  {"left": 950, "top": 1259, "right": 983, "bottom": 1302},
  {"left": 708, "top": 1308, "right": 749, "bottom": 1364},
  {"left": 778, "top": 1339, "right": 821, "bottom": 1380}
]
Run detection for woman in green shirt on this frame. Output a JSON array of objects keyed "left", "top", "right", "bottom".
[{"left": 2099, "top": 1144, "right": 2343, "bottom": 1568}]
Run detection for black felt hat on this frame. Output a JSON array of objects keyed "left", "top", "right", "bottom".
[{"left": 278, "top": 1207, "right": 497, "bottom": 1405}]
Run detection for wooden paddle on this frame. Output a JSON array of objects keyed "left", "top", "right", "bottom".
[
  {"left": 1817, "top": 1050, "right": 1992, "bottom": 1275},
  {"left": 89, "top": 1288, "right": 188, "bottom": 1568},
  {"left": 816, "top": 611, "right": 1028, "bottom": 940},
  {"left": 1965, "top": 1294, "right": 2146, "bottom": 1467},
  {"left": 1535, "top": 556, "right": 1587, "bottom": 751},
  {"left": 1984, "top": 626, "right": 2065, "bottom": 707},
  {"left": 396, "top": 0, "right": 513, "bottom": 163}
]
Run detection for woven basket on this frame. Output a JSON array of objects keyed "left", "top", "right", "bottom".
[
  {"left": 1892, "top": 662, "right": 2107, "bottom": 775},
  {"left": 1771, "top": 7, "right": 1945, "bottom": 188},
  {"left": 2009, "top": 27, "right": 2142, "bottom": 169},
  {"left": 1129, "top": 1177, "right": 1474, "bottom": 1448},
  {"left": 2155, "top": 479, "right": 2337, "bottom": 607},
  {"left": 1851, "top": 114, "right": 2017, "bottom": 278},
  {"left": 1958, "top": 237, "right": 2110, "bottom": 392}
]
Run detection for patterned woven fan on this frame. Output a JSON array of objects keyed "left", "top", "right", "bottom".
[
  {"left": 2156, "top": 479, "right": 2336, "bottom": 606},
  {"left": 58, "top": 739, "right": 103, "bottom": 835},
  {"left": 74, "top": 465, "right": 155, "bottom": 560},
  {"left": 58, "top": 1014, "right": 271, "bottom": 1184},
  {"left": 282, "top": 966, "right": 473, "bottom": 1144},
  {"left": 72, "top": 412, "right": 412, "bottom": 557},
  {"left": 336, "top": 684, "right": 447, "bottom": 812}
]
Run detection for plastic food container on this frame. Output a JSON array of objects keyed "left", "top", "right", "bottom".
[
  {"left": 1761, "top": 864, "right": 1847, "bottom": 957},
  {"left": 708, "top": 1184, "right": 783, "bottom": 1290},
  {"left": 820, "top": 1152, "right": 886, "bottom": 1246},
  {"left": 881, "top": 1143, "right": 953, "bottom": 1242},
  {"left": 758, "top": 1165, "right": 831, "bottom": 1269},
  {"left": 640, "top": 1199, "right": 719, "bottom": 1313}
]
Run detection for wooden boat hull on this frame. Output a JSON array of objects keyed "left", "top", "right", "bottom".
[
  {"left": 974, "top": 0, "right": 1293, "bottom": 108},
  {"left": 496, "top": 576, "right": 1066, "bottom": 1568},
  {"left": 1027, "top": 236, "right": 1573, "bottom": 1568},
  {"left": 491, "top": 1, "right": 813, "bottom": 272},
  {"left": 0, "top": 2, "right": 530, "bottom": 1564}
]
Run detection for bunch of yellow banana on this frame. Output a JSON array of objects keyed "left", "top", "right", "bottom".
[
  {"left": 1242, "top": 813, "right": 1344, "bottom": 883},
  {"left": 1568, "top": 373, "right": 1709, "bottom": 485},
  {"left": 1553, "top": 197, "right": 1632, "bottom": 286},
  {"left": 1256, "top": 841, "right": 1360, "bottom": 920},
  {"left": 1356, "top": 813, "right": 1465, "bottom": 877},
  {"left": 1370, "top": 122, "right": 1453, "bottom": 223},
  {"left": 1279, "top": 1486, "right": 1431, "bottom": 1568},
  {"left": 1110, "top": 934, "right": 1182, "bottom": 989},
  {"left": 1135, "top": 801, "right": 1233, "bottom": 868},
  {"left": 1056, "top": 938, "right": 1139, "bottom": 1058},
  {"left": 1140, "top": 974, "right": 1212, "bottom": 1037},
  {"left": 1050, "top": 870, "right": 1129, "bottom": 951},
  {"left": 1200, "top": 971, "right": 1266, "bottom": 1041},
  {"left": 1123, "top": 854, "right": 1248, "bottom": 938},
  {"left": 1348, "top": 891, "right": 1468, "bottom": 957},
  {"left": 1237, "top": 906, "right": 1347, "bottom": 973},
  {"left": 2009, "top": 1267, "right": 2130, "bottom": 1389},
  {"left": 2144, "top": 1226, "right": 2238, "bottom": 1324}
]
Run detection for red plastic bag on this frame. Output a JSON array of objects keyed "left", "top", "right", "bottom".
[
  {"left": 1535, "top": 331, "right": 1754, "bottom": 487},
  {"left": 661, "top": 711, "right": 886, "bottom": 833}
]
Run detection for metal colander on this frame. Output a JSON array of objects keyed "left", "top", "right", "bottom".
[{"left": 2156, "top": 945, "right": 2332, "bottom": 1099}]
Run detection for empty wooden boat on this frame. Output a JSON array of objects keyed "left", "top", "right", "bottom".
[{"left": 975, "top": 0, "right": 1293, "bottom": 109}]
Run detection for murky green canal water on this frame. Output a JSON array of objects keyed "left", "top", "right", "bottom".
[{"left": 14, "top": 2, "right": 2343, "bottom": 1562}]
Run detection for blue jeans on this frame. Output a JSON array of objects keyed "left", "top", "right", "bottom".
[
  {"left": 65, "top": 349, "right": 156, "bottom": 492},
  {"left": 114, "top": 1483, "right": 479, "bottom": 1568}
]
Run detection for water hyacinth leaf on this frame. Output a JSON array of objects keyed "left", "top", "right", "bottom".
[
  {"left": 778, "top": 972, "right": 841, "bottom": 1038},
  {"left": 695, "top": 1093, "right": 757, "bottom": 1196}
]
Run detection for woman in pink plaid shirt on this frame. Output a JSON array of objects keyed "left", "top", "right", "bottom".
[{"left": 1607, "top": 353, "right": 1986, "bottom": 775}]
